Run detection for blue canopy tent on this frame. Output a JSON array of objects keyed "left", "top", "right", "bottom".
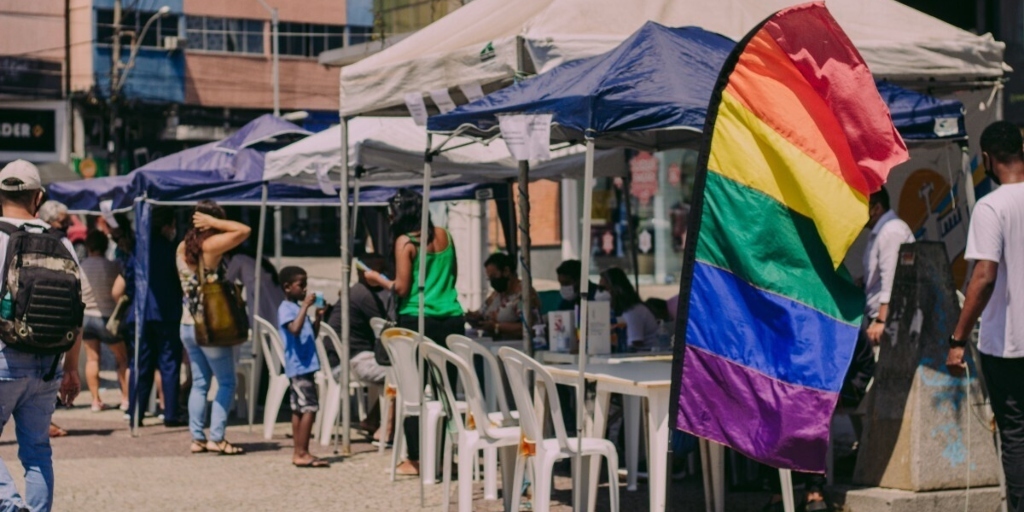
[{"left": 427, "top": 21, "right": 971, "bottom": 510}]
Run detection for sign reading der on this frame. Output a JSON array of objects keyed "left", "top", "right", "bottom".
[{"left": 0, "top": 109, "right": 55, "bottom": 153}]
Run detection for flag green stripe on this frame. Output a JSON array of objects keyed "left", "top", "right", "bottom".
[{"left": 695, "top": 171, "right": 864, "bottom": 324}]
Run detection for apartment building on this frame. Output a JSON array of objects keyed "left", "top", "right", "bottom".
[{"left": 1, "top": 0, "right": 373, "bottom": 174}]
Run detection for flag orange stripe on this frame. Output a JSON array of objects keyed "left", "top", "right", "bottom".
[{"left": 724, "top": 30, "right": 870, "bottom": 198}]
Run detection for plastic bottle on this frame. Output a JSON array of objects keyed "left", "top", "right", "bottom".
[{"left": 1, "top": 291, "right": 12, "bottom": 320}]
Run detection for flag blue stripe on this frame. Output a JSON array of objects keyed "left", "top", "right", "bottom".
[{"left": 686, "top": 261, "right": 859, "bottom": 392}]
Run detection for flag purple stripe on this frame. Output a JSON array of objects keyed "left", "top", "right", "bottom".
[{"left": 676, "top": 344, "right": 836, "bottom": 472}]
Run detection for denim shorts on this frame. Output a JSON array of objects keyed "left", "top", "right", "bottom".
[{"left": 82, "top": 315, "right": 118, "bottom": 345}]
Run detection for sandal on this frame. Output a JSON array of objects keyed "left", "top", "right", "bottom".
[
  {"left": 207, "top": 440, "right": 245, "bottom": 455},
  {"left": 191, "top": 439, "right": 208, "bottom": 454},
  {"left": 803, "top": 500, "right": 833, "bottom": 512},
  {"left": 293, "top": 457, "right": 330, "bottom": 468}
]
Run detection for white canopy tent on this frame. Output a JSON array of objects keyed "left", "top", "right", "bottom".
[
  {"left": 258, "top": 117, "right": 626, "bottom": 456},
  {"left": 337, "top": 0, "right": 1007, "bottom": 117},
  {"left": 264, "top": 116, "right": 628, "bottom": 182}
]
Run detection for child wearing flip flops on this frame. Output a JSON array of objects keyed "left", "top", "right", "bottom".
[{"left": 278, "top": 266, "right": 330, "bottom": 468}]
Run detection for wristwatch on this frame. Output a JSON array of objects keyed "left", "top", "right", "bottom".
[{"left": 948, "top": 335, "right": 967, "bottom": 348}]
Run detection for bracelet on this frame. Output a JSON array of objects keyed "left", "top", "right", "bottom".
[
  {"left": 872, "top": 318, "right": 885, "bottom": 325},
  {"left": 949, "top": 335, "right": 967, "bottom": 348}
]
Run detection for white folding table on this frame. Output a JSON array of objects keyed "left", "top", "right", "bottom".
[{"left": 544, "top": 361, "right": 674, "bottom": 512}]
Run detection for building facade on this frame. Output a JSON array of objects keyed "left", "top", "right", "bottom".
[{"left": 1, "top": 0, "right": 373, "bottom": 175}]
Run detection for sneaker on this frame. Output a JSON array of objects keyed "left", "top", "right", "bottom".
[{"left": 91, "top": 402, "right": 111, "bottom": 413}]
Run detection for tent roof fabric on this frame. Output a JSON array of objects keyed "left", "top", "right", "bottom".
[
  {"left": 215, "top": 114, "right": 311, "bottom": 154},
  {"left": 428, "top": 23, "right": 731, "bottom": 151},
  {"left": 428, "top": 23, "right": 967, "bottom": 150},
  {"left": 263, "top": 116, "right": 629, "bottom": 182},
  {"left": 876, "top": 81, "right": 966, "bottom": 140},
  {"left": 339, "top": 0, "right": 1006, "bottom": 117}
]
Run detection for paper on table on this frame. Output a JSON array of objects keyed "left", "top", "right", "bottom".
[
  {"left": 498, "top": 114, "right": 552, "bottom": 161},
  {"left": 404, "top": 92, "right": 429, "bottom": 126},
  {"left": 586, "top": 301, "right": 611, "bottom": 355},
  {"left": 99, "top": 200, "right": 118, "bottom": 228},
  {"left": 314, "top": 164, "right": 336, "bottom": 196},
  {"left": 459, "top": 82, "right": 485, "bottom": 103},
  {"left": 429, "top": 89, "right": 457, "bottom": 114}
]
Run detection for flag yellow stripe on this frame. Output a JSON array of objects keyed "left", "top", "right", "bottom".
[{"left": 709, "top": 90, "right": 867, "bottom": 267}]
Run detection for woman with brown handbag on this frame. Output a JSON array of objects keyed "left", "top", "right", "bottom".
[{"left": 176, "top": 201, "right": 251, "bottom": 455}]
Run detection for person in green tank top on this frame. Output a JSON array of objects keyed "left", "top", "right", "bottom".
[{"left": 363, "top": 188, "right": 465, "bottom": 477}]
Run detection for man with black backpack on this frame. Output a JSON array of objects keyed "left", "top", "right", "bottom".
[{"left": 0, "top": 160, "right": 82, "bottom": 512}]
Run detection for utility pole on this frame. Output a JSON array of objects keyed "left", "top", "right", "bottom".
[
  {"left": 108, "top": 0, "right": 122, "bottom": 175},
  {"left": 256, "top": 0, "right": 280, "bottom": 115}
]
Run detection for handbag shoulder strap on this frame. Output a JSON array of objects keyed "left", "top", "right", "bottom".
[{"left": 198, "top": 253, "right": 207, "bottom": 284}]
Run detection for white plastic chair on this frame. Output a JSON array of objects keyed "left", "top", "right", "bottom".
[
  {"left": 499, "top": 347, "right": 620, "bottom": 512},
  {"left": 380, "top": 329, "right": 448, "bottom": 485},
  {"left": 447, "top": 334, "right": 520, "bottom": 500},
  {"left": 370, "top": 318, "right": 395, "bottom": 455},
  {"left": 254, "top": 316, "right": 292, "bottom": 440},
  {"left": 315, "top": 324, "right": 378, "bottom": 446},
  {"left": 422, "top": 342, "right": 521, "bottom": 512}
]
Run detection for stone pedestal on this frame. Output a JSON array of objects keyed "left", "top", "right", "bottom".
[
  {"left": 853, "top": 242, "right": 1001, "bottom": 491},
  {"left": 833, "top": 485, "right": 1003, "bottom": 512}
]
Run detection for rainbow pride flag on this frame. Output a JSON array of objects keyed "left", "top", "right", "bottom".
[{"left": 671, "top": 2, "right": 908, "bottom": 472}]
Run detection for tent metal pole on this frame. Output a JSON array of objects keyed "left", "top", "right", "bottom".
[
  {"left": 249, "top": 183, "right": 269, "bottom": 433},
  {"left": 418, "top": 134, "right": 433, "bottom": 508},
  {"left": 130, "top": 199, "right": 147, "bottom": 438},
  {"left": 505, "top": 179, "right": 518, "bottom": 262},
  {"left": 518, "top": 160, "right": 533, "bottom": 356},
  {"left": 961, "top": 142, "right": 976, "bottom": 214},
  {"left": 624, "top": 175, "right": 640, "bottom": 288},
  {"left": 339, "top": 117, "right": 352, "bottom": 455},
  {"left": 574, "top": 138, "right": 595, "bottom": 512}
]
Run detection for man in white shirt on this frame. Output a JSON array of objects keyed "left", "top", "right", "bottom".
[
  {"left": 862, "top": 186, "right": 915, "bottom": 345},
  {"left": 948, "top": 121, "right": 1024, "bottom": 512}
]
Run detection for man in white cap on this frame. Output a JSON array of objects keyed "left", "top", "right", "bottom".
[{"left": 0, "top": 160, "right": 81, "bottom": 512}]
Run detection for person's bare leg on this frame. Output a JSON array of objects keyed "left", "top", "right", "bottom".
[
  {"left": 84, "top": 339, "right": 103, "bottom": 405},
  {"left": 154, "top": 371, "right": 164, "bottom": 413},
  {"left": 109, "top": 342, "right": 130, "bottom": 408},
  {"left": 293, "top": 412, "right": 326, "bottom": 466}
]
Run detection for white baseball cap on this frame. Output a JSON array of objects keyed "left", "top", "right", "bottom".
[{"left": 0, "top": 160, "right": 42, "bottom": 192}]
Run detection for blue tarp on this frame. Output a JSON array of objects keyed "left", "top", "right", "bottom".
[
  {"left": 428, "top": 22, "right": 733, "bottom": 151},
  {"left": 428, "top": 22, "right": 966, "bottom": 149},
  {"left": 876, "top": 81, "right": 966, "bottom": 140}
]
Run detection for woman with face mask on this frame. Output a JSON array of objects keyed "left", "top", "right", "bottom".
[
  {"left": 599, "top": 267, "right": 659, "bottom": 351},
  {"left": 466, "top": 253, "right": 539, "bottom": 340}
]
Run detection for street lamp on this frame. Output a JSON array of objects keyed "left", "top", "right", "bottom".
[
  {"left": 255, "top": 0, "right": 280, "bottom": 116},
  {"left": 115, "top": 6, "right": 171, "bottom": 92}
]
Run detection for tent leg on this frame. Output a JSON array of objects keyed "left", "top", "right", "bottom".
[
  {"left": 339, "top": 117, "right": 352, "bottom": 456},
  {"left": 249, "top": 184, "right": 269, "bottom": 433},
  {"left": 273, "top": 206, "right": 282, "bottom": 268},
  {"left": 574, "top": 139, "right": 596, "bottom": 512},
  {"left": 517, "top": 161, "right": 533, "bottom": 356},
  {"left": 418, "top": 135, "right": 434, "bottom": 509},
  {"left": 130, "top": 200, "right": 151, "bottom": 438},
  {"left": 624, "top": 175, "right": 640, "bottom": 289}
]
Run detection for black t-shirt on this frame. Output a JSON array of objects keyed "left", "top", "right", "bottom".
[{"left": 327, "top": 282, "right": 391, "bottom": 357}]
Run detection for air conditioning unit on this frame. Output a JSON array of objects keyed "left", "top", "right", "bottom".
[{"left": 163, "top": 36, "right": 188, "bottom": 51}]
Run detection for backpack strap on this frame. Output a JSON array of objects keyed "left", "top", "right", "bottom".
[{"left": 0, "top": 221, "right": 20, "bottom": 236}]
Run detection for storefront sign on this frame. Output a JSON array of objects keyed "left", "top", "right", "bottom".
[
  {"left": 0, "top": 109, "right": 56, "bottom": 154},
  {"left": 0, "top": 57, "right": 61, "bottom": 98},
  {"left": 629, "top": 152, "right": 658, "bottom": 206}
]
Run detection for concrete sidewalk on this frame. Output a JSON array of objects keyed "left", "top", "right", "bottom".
[{"left": 0, "top": 385, "right": 772, "bottom": 511}]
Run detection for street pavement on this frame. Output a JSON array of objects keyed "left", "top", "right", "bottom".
[{"left": 0, "top": 377, "right": 774, "bottom": 511}]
